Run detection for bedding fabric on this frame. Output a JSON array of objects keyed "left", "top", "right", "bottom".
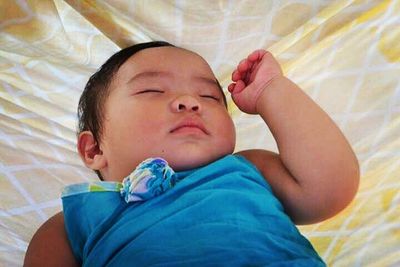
[{"left": 0, "top": 0, "right": 399, "bottom": 266}]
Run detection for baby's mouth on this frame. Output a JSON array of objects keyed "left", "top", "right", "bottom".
[
  {"left": 171, "top": 125, "right": 207, "bottom": 134},
  {"left": 170, "top": 118, "right": 209, "bottom": 135}
]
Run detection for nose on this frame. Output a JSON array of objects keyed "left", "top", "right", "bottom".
[{"left": 171, "top": 95, "right": 202, "bottom": 113}]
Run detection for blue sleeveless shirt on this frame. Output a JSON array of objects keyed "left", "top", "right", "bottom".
[{"left": 62, "top": 155, "right": 325, "bottom": 266}]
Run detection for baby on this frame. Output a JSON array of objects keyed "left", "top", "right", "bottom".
[{"left": 24, "top": 41, "right": 359, "bottom": 266}]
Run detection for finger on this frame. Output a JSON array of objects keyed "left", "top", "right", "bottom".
[
  {"left": 231, "top": 69, "right": 242, "bottom": 82},
  {"left": 248, "top": 49, "right": 267, "bottom": 61},
  {"left": 237, "top": 58, "right": 250, "bottom": 73},
  {"left": 247, "top": 49, "right": 267, "bottom": 62},
  {"left": 250, "top": 60, "right": 258, "bottom": 72},
  {"left": 228, "top": 83, "right": 235, "bottom": 93},
  {"left": 232, "top": 80, "right": 246, "bottom": 94}
]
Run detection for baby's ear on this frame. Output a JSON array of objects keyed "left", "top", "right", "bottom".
[{"left": 77, "top": 131, "right": 107, "bottom": 171}]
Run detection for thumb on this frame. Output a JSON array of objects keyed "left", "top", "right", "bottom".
[{"left": 228, "top": 80, "right": 246, "bottom": 94}]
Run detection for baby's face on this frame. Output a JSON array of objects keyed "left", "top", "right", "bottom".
[{"left": 100, "top": 47, "right": 236, "bottom": 181}]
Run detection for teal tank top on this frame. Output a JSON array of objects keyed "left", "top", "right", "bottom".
[{"left": 62, "top": 154, "right": 325, "bottom": 266}]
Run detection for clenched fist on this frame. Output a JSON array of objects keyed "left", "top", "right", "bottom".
[{"left": 228, "top": 50, "right": 283, "bottom": 114}]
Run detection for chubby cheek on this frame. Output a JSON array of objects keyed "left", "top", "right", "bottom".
[
  {"left": 119, "top": 115, "right": 165, "bottom": 153},
  {"left": 215, "top": 114, "right": 236, "bottom": 152},
  {"left": 103, "top": 107, "right": 161, "bottom": 154}
]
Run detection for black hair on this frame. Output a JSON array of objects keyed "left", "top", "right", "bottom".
[{"left": 77, "top": 41, "right": 227, "bottom": 179}]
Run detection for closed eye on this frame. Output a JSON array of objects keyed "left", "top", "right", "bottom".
[
  {"left": 200, "top": 95, "right": 220, "bottom": 101},
  {"left": 136, "top": 89, "right": 164, "bottom": 94}
]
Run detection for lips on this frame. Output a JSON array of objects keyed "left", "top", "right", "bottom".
[{"left": 170, "top": 117, "right": 209, "bottom": 135}]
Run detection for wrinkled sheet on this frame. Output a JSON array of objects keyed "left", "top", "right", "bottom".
[{"left": 0, "top": 0, "right": 399, "bottom": 266}]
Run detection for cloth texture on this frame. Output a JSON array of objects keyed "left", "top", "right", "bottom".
[{"left": 62, "top": 155, "right": 325, "bottom": 266}]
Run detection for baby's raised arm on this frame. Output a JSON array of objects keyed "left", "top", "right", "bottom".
[{"left": 231, "top": 50, "right": 360, "bottom": 224}]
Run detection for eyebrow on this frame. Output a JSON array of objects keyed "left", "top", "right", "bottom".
[{"left": 127, "top": 71, "right": 169, "bottom": 84}]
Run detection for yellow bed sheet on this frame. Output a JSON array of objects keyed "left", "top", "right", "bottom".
[{"left": 0, "top": 0, "right": 399, "bottom": 266}]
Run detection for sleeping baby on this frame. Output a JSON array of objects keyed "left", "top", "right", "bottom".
[{"left": 24, "top": 41, "right": 359, "bottom": 266}]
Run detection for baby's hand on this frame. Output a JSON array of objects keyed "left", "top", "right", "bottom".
[{"left": 228, "top": 50, "right": 283, "bottom": 114}]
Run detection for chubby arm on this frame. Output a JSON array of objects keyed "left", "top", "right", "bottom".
[
  {"left": 24, "top": 212, "right": 79, "bottom": 267},
  {"left": 230, "top": 50, "right": 360, "bottom": 225}
]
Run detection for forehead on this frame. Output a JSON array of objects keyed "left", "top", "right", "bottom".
[{"left": 116, "top": 47, "right": 214, "bottom": 81}]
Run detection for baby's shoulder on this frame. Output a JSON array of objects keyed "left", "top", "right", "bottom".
[{"left": 24, "top": 212, "right": 78, "bottom": 266}]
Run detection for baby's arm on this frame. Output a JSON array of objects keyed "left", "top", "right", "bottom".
[
  {"left": 230, "top": 50, "right": 360, "bottom": 224},
  {"left": 24, "top": 212, "right": 78, "bottom": 267}
]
